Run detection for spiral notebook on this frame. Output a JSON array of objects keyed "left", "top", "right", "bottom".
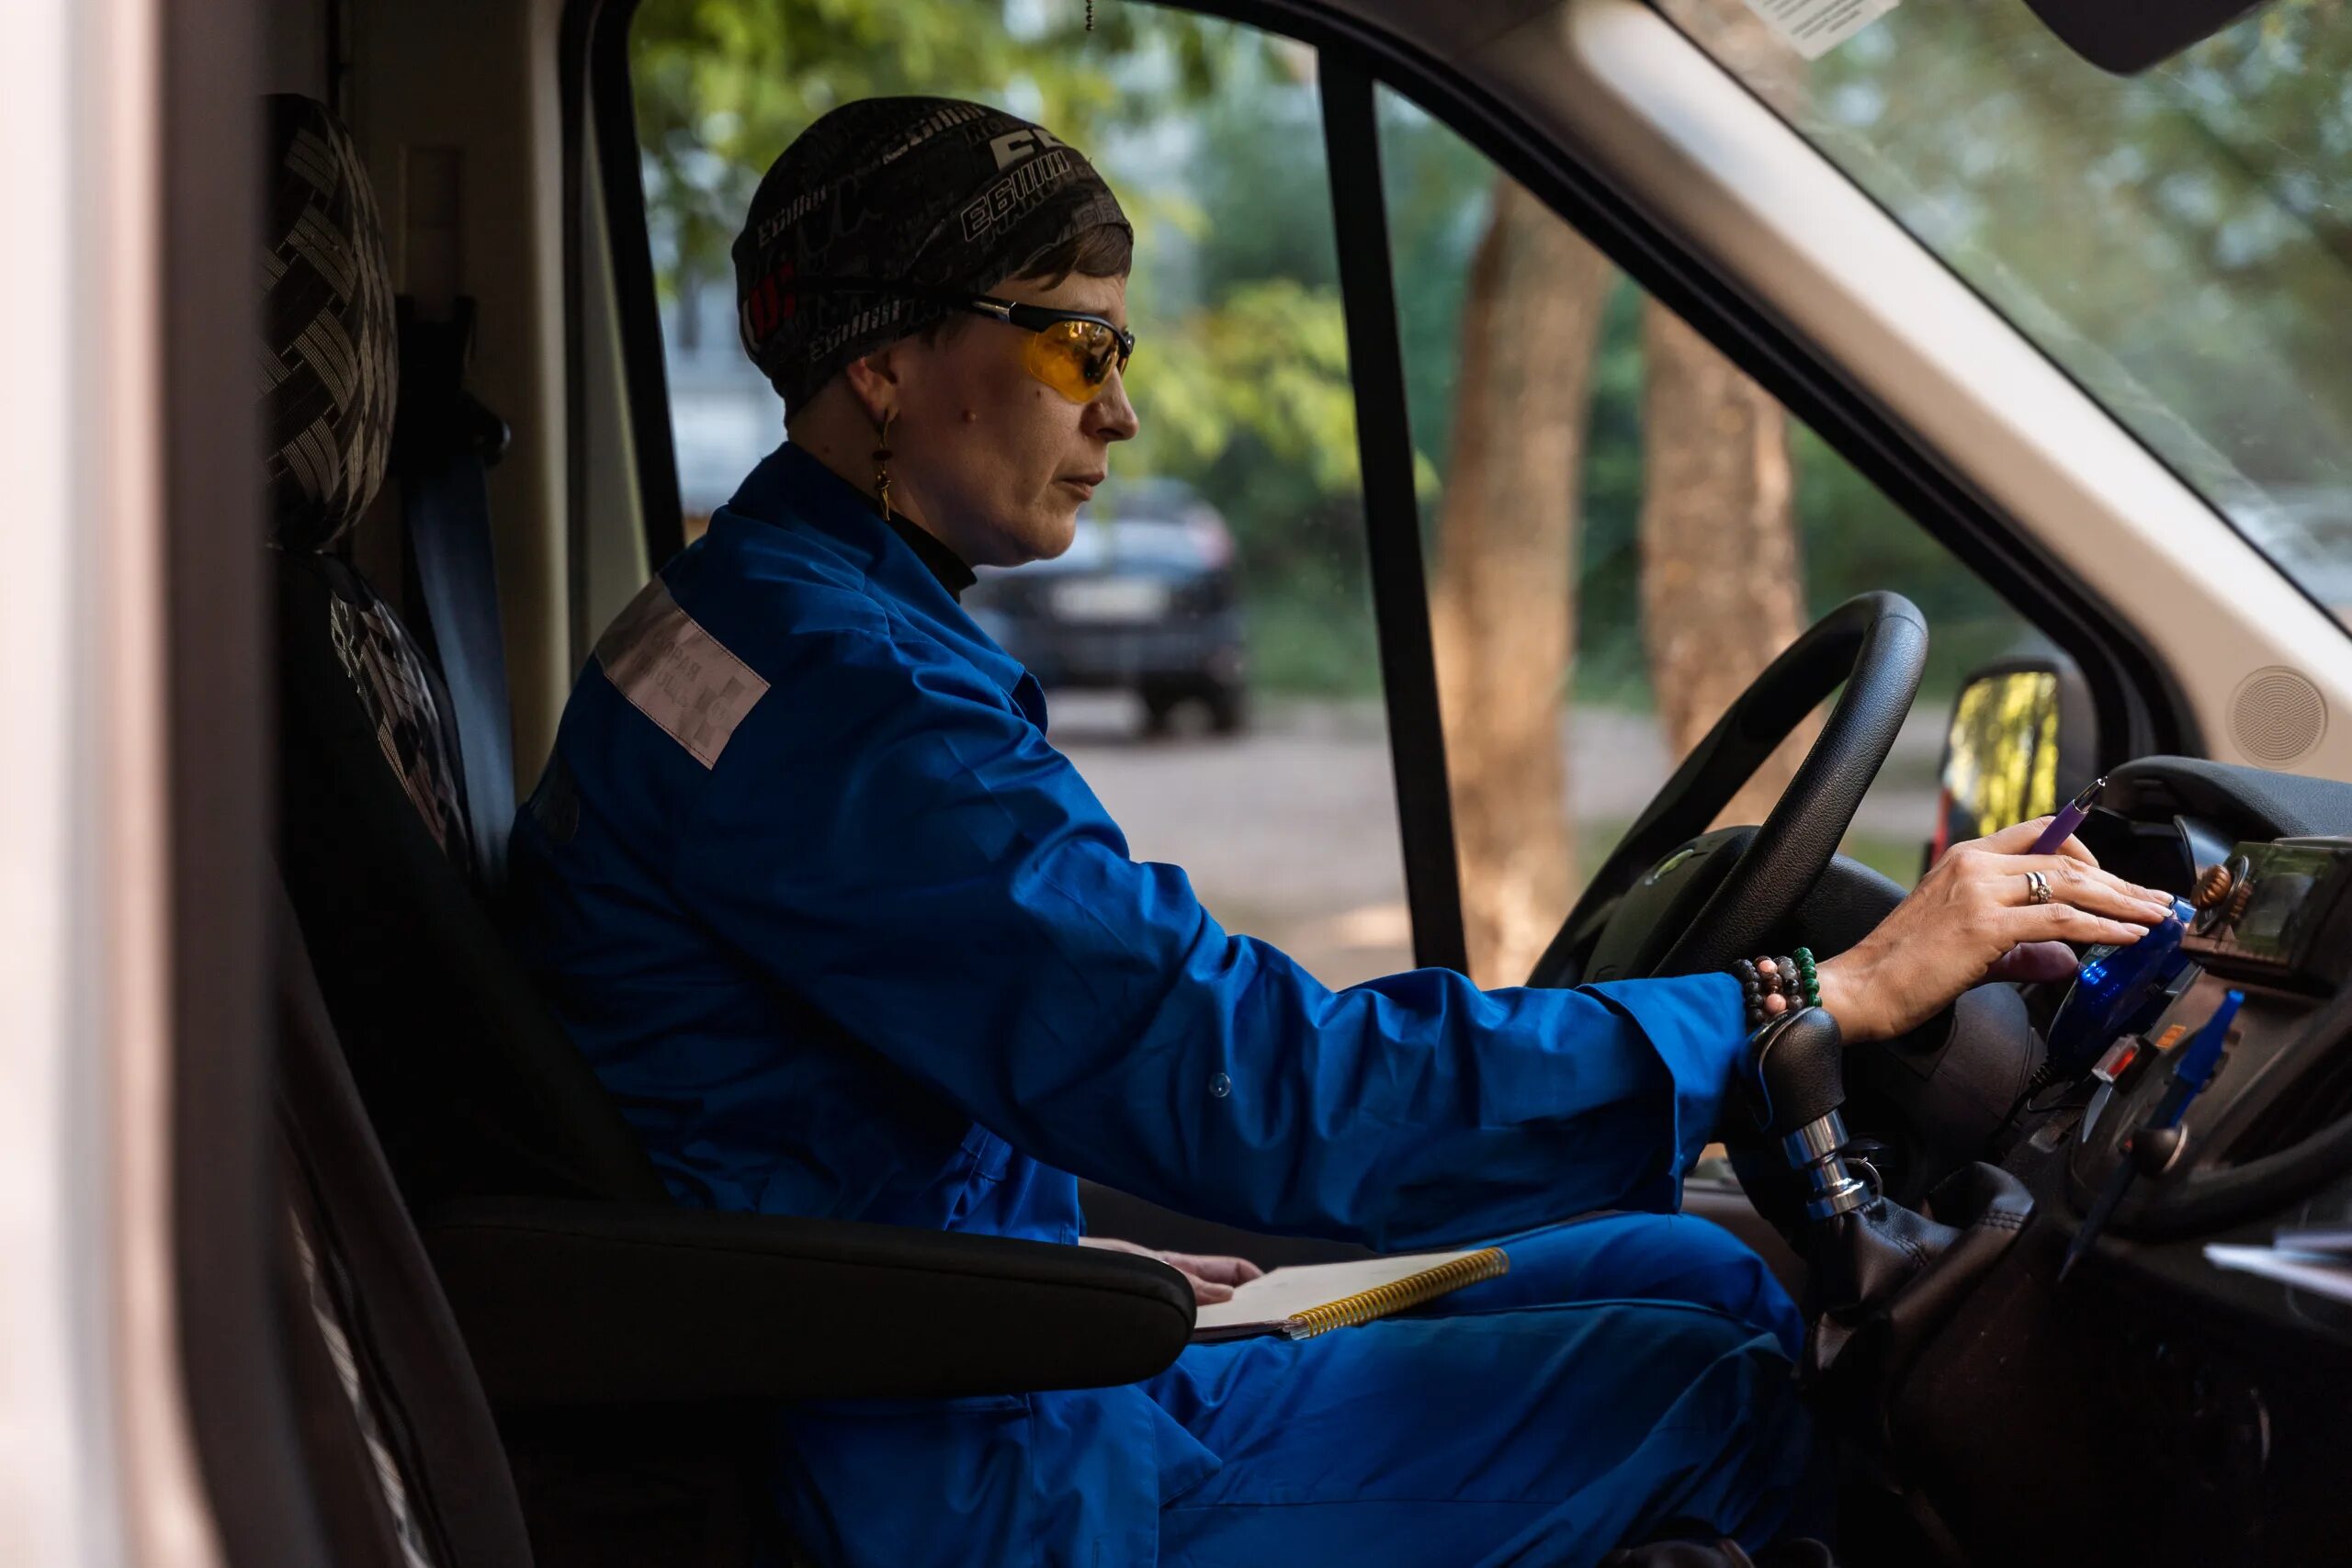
[{"left": 1189, "top": 1247, "right": 1510, "bottom": 1342}]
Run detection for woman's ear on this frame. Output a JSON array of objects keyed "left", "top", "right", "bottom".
[{"left": 842, "top": 346, "right": 906, "bottom": 429}]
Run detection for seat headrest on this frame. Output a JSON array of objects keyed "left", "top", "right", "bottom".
[{"left": 261, "top": 95, "right": 398, "bottom": 553}]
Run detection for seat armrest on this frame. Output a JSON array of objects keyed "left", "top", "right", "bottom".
[{"left": 420, "top": 1197, "right": 1195, "bottom": 1409}]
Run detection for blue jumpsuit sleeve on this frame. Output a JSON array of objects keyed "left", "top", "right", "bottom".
[{"left": 671, "top": 624, "right": 1750, "bottom": 1252}]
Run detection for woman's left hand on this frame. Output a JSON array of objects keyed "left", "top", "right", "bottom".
[
  {"left": 1079, "top": 1236, "right": 1264, "bottom": 1304},
  {"left": 1815, "top": 816, "right": 2177, "bottom": 1044}
]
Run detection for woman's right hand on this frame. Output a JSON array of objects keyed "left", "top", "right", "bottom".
[{"left": 1814, "top": 817, "right": 2177, "bottom": 1044}]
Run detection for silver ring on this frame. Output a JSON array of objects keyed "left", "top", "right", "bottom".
[{"left": 2024, "top": 870, "right": 2052, "bottom": 906}]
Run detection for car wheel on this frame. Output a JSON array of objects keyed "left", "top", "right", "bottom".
[
  {"left": 1204, "top": 681, "right": 1246, "bottom": 737},
  {"left": 1140, "top": 682, "right": 1182, "bottom": 737}
]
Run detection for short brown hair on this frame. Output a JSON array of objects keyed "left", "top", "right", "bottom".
[
  {"left": 917, "top": 222, "right": 1134, "bottom": 347},
  {"left": 1014, "top": 221, "right": 1134, "bottom": 288}
]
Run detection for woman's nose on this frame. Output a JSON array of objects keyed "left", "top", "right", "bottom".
[{"left": 1088, "top": 370, "right": 1140, "bottom": 442}]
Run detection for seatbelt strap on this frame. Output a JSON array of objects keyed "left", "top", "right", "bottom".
[{"left": 392, "top": 296, "right": 514, "bottom": 892}]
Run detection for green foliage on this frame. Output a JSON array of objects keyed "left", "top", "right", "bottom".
[
  {"left": 634, "top": 0, "right": 1127, "bottom": 290},
  {"left": 1571, "top": 281, "right": 1658, "bottom": 707},
  {"left": 1796, "top": 0, "right": 2352, "bottom": 502},
  {"left": 1246, "top": 578, "right": 1385, "bottom": 698},
  {"left": 1108, "top": 49, "right": 1372, "bottom": 610},
  {"left": 631, "top": 0, "right": 1272, "bottom": 295},
  {"left": 1374, "top": 93, "right": 1506, "bottom": 490}
]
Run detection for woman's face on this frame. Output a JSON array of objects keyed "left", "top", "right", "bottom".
[{"left": 886, "top": 269, "right": 1139, "bottom": 568}]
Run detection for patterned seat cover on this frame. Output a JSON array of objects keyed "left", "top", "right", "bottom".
[
  {"left": 261, "top": 93, "right": 471, "bottom": 871},
  {"left": 262, "top": 96, "right": 473, "bottom": 1568}
]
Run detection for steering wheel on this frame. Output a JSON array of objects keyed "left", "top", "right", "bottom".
[{"left": 1528, "top": 592, "right": 1927, "bottom": 987}]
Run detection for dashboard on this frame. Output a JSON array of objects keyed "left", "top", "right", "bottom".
[
  {"left": 2038, "top": 836, "right": 2352, "bottom": 1230},
  {"left": 1863, "top": 757, "right": 2352, "bottom": 1564},
  {"left": 2018, "top": 792, "right": 2352, "bottom": 1334}
]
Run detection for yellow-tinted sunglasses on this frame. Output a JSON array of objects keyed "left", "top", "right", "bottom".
[
  {"left": 789, "top": 276, "right": 1135, "bottom": 404},
  {"left": 955, "top": 294, "right": 1135, "bottom": 404}
]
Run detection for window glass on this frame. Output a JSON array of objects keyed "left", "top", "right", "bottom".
[
  {"left": 1657, "top": 0, "right": 2352, "bottom": 628},
  {"left": 1376, "top": 87, "right": 2039, "bottom": 984},
  {"left": 630, "top": 2, "right": 1412, "bottom": 985}
]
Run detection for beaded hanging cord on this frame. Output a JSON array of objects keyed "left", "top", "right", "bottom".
[{"left": 872, "top": 410, "right": 896, "bottom": 523}]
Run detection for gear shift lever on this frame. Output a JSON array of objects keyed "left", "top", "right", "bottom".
[
  {"left": 1743, "top": 1006, "right": 1872, "bottom": 1222},
  {"left": 1734, "top": 999, "right": 2037, "bottom": 1392}
]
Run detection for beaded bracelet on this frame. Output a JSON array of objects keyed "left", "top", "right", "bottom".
[{"left": 1730, "top": 947, "right": 1820, "bottom": 1031}]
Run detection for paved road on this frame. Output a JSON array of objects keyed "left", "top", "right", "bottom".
[{"left": 1049, "top": 693, "right": 1944, "bottom": 988}]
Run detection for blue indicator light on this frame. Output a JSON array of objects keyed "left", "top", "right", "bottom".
[{"left": 2080, "top": 961, "right": 2109, "bottom": 989}]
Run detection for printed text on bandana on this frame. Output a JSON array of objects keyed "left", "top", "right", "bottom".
[{"left": 962, "top": 148, "right": 1076, "bottom": 242}]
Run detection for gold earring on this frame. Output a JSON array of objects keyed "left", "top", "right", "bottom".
[{"left": 872, "top": 411, "right": 896, "bottom": 523}]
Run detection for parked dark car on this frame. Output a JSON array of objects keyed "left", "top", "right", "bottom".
[{"left": 966, "top": 477, "right": 1250, "bottom": 734}]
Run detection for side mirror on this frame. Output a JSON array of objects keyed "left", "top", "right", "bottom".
[{"left": 1929, "top": 656, "right": 2097, "bottom": 869}]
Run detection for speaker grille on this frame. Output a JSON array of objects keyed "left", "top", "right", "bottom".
[{"left": 2229, "top": 666, "right": 2327, "bottom": 766}]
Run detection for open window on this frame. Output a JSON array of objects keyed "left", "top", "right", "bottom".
[
  {"left": 1374, "top": 83, "right": 2044, "bottom": 984},
  {"left": 576, "top": 0, "right": 2191, "bottom": 988}
]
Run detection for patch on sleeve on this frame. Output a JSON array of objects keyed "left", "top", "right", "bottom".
[{"left": 594, "top": 577, "right": 769, "bottom": 767}]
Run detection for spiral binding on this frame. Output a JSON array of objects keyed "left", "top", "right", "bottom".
[{"left": 1280, "top": 1248, "right": 1510, "bottom": 1340}]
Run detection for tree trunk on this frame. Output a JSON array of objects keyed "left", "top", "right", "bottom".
[
  {"left": 1636, "top": 300, "right": 1812, "bottom": 827},
  {"left": 1430, "top": 178, "right": 1615, "bottom": 986},
  {"left": 1638, "top": 0, "right": 1815, "bottom": 826}
]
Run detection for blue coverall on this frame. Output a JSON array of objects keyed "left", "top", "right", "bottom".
[{"left": 509, "top": 442, "right": 1817, "bottom": 1567}]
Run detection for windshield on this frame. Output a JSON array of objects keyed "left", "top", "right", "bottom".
[{"left": 1659, "top": 0, "right": 2352, "bottom": 621}]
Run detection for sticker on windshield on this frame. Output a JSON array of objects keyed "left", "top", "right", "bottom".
[{"left": 1740, "top": 0, "right": 1897, "bottom": 60}]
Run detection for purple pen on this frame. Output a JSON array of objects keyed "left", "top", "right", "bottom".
[{"left": 2030, "top": 776, "right": 2108, "bottom": 856}]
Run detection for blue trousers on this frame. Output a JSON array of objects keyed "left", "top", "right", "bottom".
[{"left": 1145, "top": 1213, "right": 1817, "bottom": 1567}]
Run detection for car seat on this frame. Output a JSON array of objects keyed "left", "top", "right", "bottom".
[
  {"left": 265, "top": 92, "right": 662, "bottom": 1212},
  {"left": 276, "top": 881, "right": 537, "bottom": 1568}
]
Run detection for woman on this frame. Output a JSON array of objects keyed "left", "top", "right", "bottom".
[{"left": 509, "top": 96, "right": 2171, "bottom": 1568}]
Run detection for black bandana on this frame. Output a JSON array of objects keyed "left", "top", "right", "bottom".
[{"left": 732, "top": 96, "right": 1131, "bottom": 412}]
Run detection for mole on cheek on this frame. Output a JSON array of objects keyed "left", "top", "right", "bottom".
[{"left": 961, "top": 408, "right": 978, "bottom": 423}]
